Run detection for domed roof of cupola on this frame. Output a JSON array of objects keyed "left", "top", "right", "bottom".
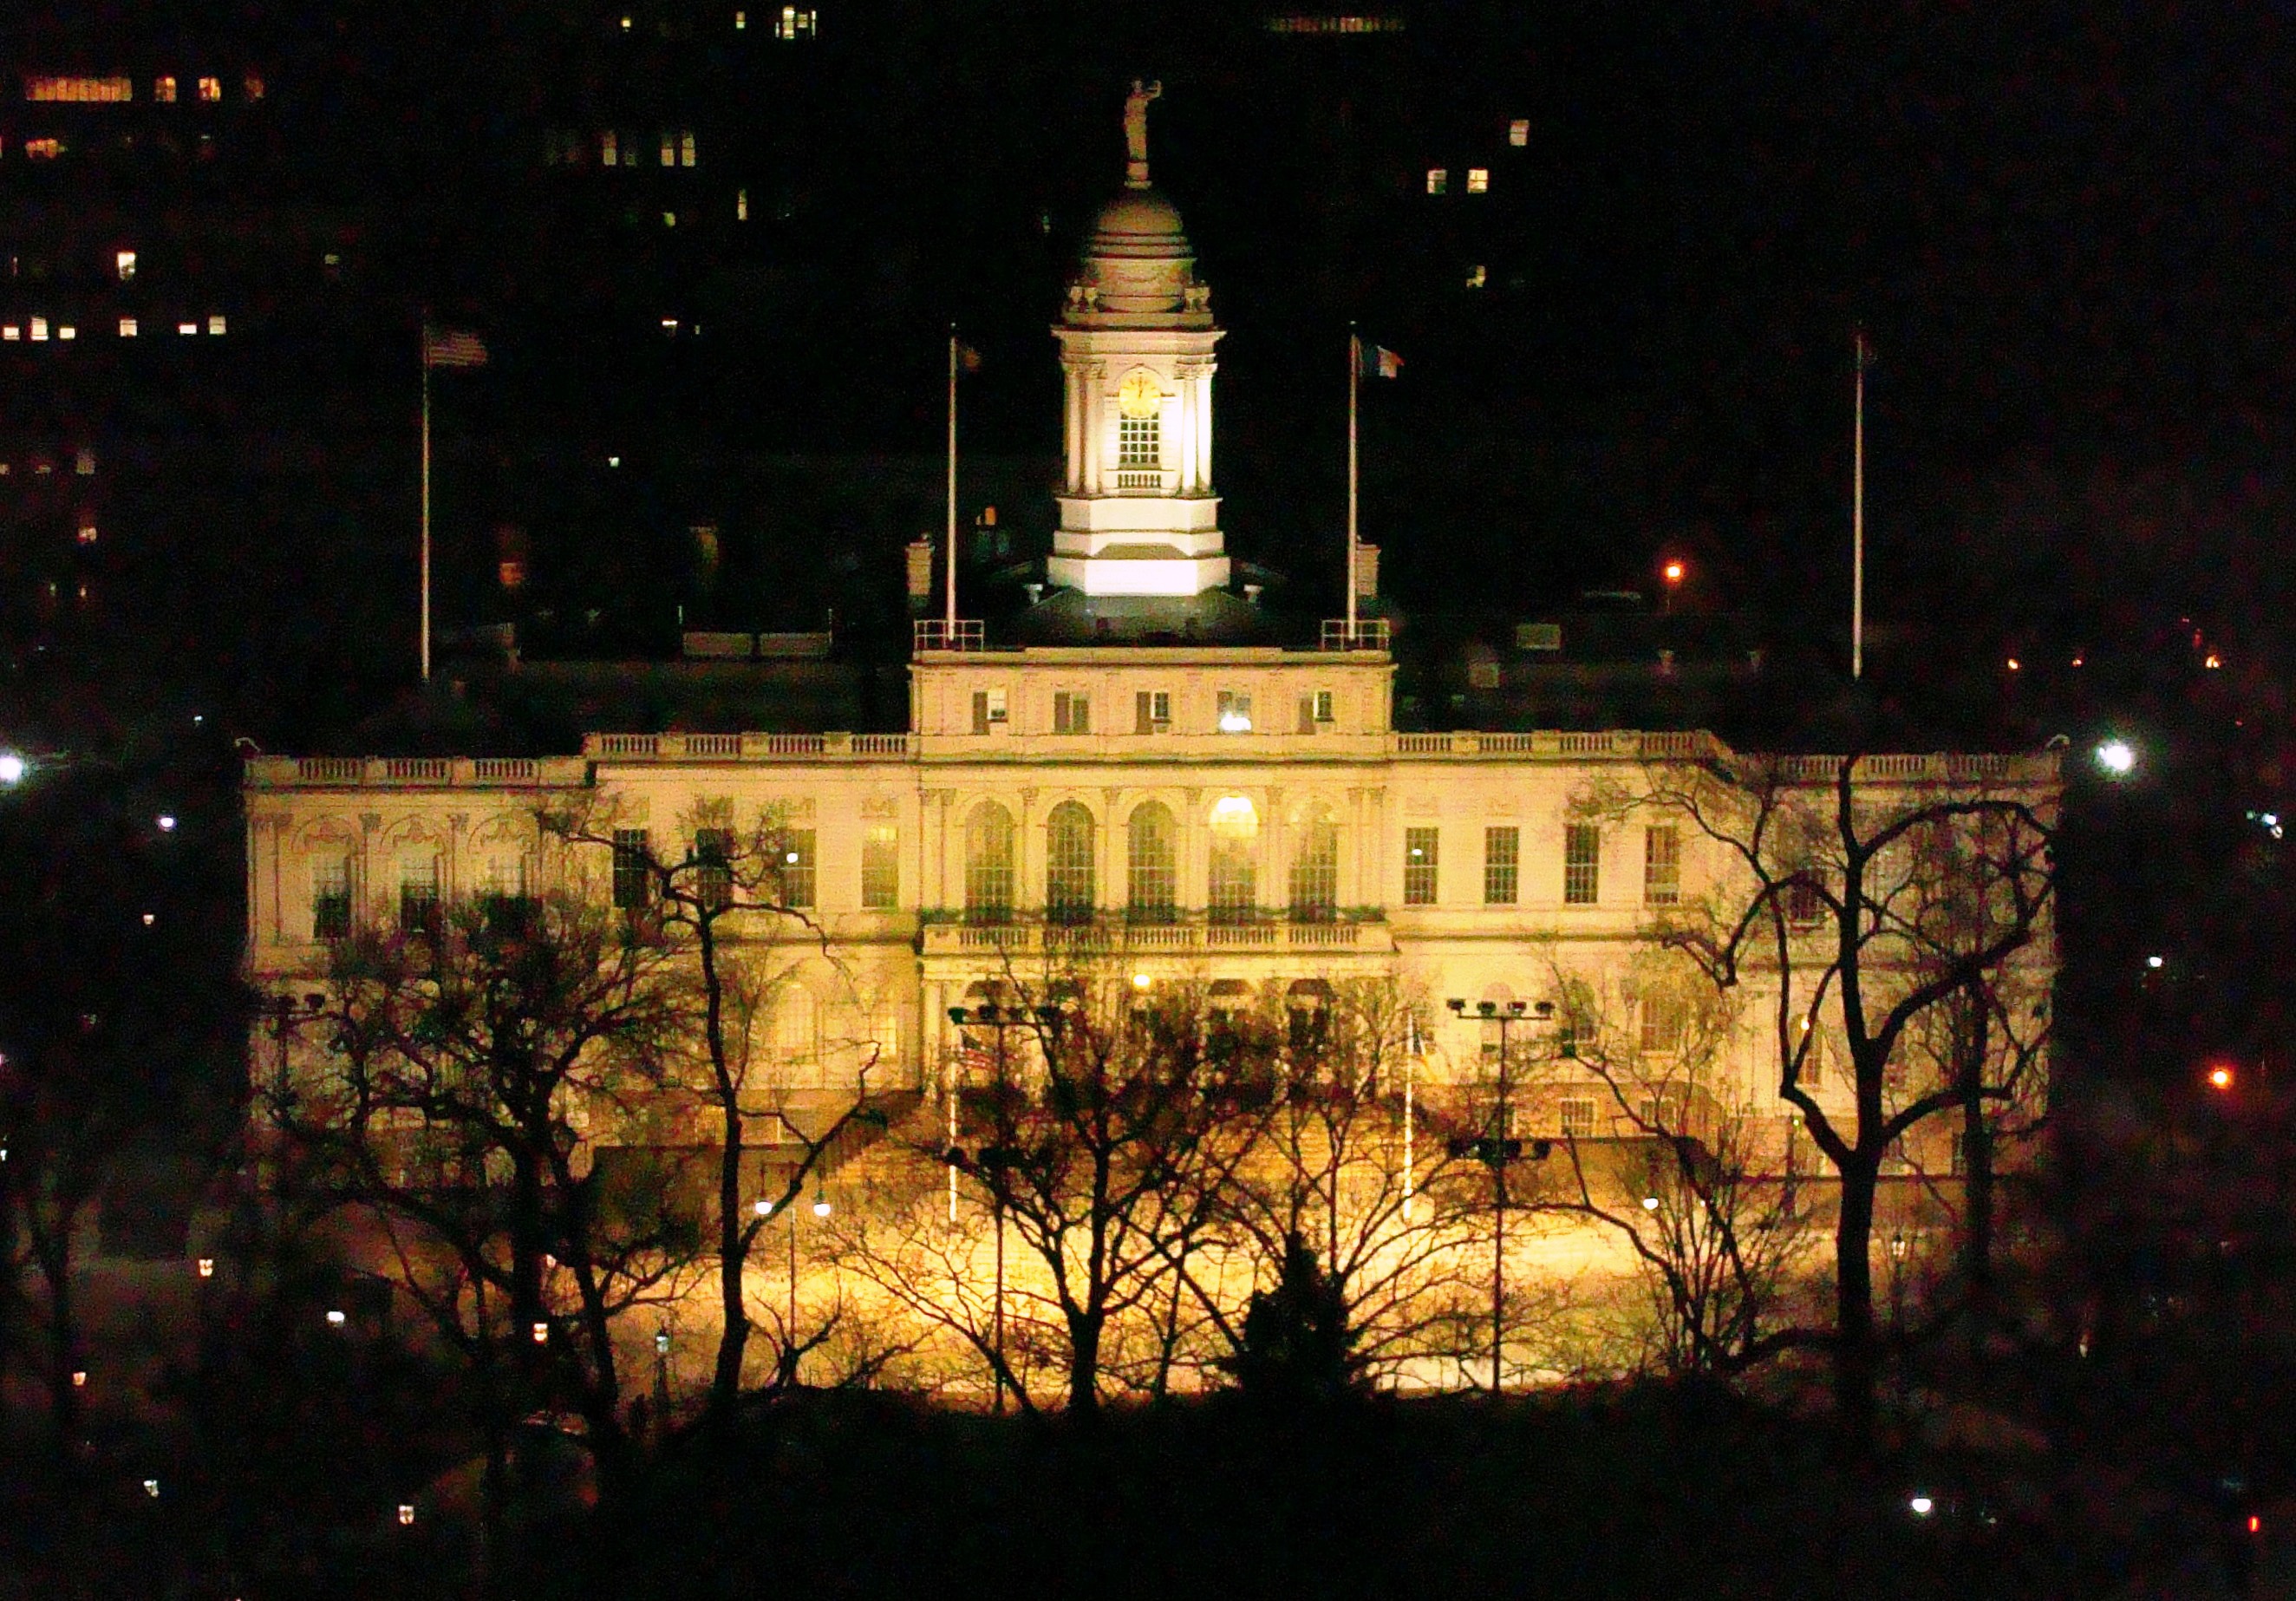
[{"left": 1085, "top": 185, "right": 1191, "bottom": 260}]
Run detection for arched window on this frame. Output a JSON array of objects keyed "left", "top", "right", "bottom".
[
  {"left": 1207, "top": 795, "right": 1258, "bottom": 923},
  {"left": 1046, "top": 801, "right": 1096, "bottom": 925},
  {"left": 964, "top": 802, "right": 1015, "bottom": 925},
  {"left": 1288, "top": 804, "right": 1339, "bottom": 922},
  {"left": 1126, "top": 801, "right": 1177, "bottom": 924}
]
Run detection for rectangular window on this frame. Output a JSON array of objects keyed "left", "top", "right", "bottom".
[
  {"left": 153, "top": 76, "right": 177, "bottom": 103},
  {"left": 1640, "top": 995, "right": 1687, "bottom": 1055},
  {"left": 694, "top": 827, "right": 734, "bottom": 909},
  {"left": 398, "top": 857, "right": 440, "bottom": 936},
  {"left": 1509, "top": 118, "right": 1530, "bottom": 147},
  {"left": 481, "top": 856, "right": 531, "bottom": 934},
  {"left": 1403, "top": 827, "right": 1439, "bottom": 905},
  {"left": 207, "top": 314, "right": 226, "bottom": 337},
  {"left": 1118, "top": 414, "right": 1159, "bottom": 468},
  {"left": 611, "top": 828, "right": 650, "bottom": 909},
  {"left": 861, "top": 825, "right": 898, "bottom": 909},
  {"left": 1313, "top": 689, "right": 1334, "bottom": 723},
  {"left": 1559, "top": 1096, "right": 1596, "bottom": 1138},
  {"left": 312, "top": 857, "right": 351, "bottom": 940},
  {"left": 1216, "top": 690, "right": 1253, "bottom": 732},
  {"left": 243, "top": 74, "right": 264, "bottom": 101},
  {"left": 1135, "top": 689, "right": 1170, "bottom": 732},
  {"left": 117, "top": 317, "right": 136, "bottom": 337},
  {"left": 1466, "top": 167, "right": 1489, "bottom": 193},
  {"left": 1053, "top": 691, "right": 1090, "bottom": 734},
  {"left": 1784, "top": 873, "right": 1824, "bottom": 925},
  {"left": 970, "top": 688, "right": 1007, "bottom": 733},
  {"left": 600, "top": 130, "right": 618, "bottom": 166},
  {"left": 660, "top": 133, "right": 676, "bottom": 167},
  {"left": 1563, "top": 823, "right": 1601, "bottom": 905},
  {"left": 1484, "top": 826, "right": 1519, "bottom": 905},
  {"left": 198, "top": 76, "right": 222, "bottom": 102},
  {"left": 679, "top": 129, "right": 697, "bottom": 167},
  {"left": 736, "top": 186, "right": 749, "bottom": 221},
  {"left": 1643, "top": 825, "right": 1680, "bottom": 905},
  {"left": 114, "top": 251, "right": 135, "bottom": 281},
  {"left": 24, "top": 77, "right": 133, "bottom": 102},
  {"left": 1425, "top": 167, "right": 1448, "bottom": 194},
  {"left": 772, "top": 829, "right": 816, "bottom": 909}
]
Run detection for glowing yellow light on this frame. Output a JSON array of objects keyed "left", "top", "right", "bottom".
[
  {"left": 532, "top": 1321, "right": 550, "bottom": 1343},
  {"left": 2205, "top": 653, "right": 2222, "bottom": 670},
  {"left": 2209, "top": 1065, "right": 2234, "bottom": 1091},
  {"left": 1132, "top": 973, "right": 1151, "bottom": 990},
  {"left": 398, "top": 1503, "right": 416, "bottom": 1526},
  {"left": 2005, "top": 657, "right": 2019, "bottom": 671},
  {"left": 1663, "top": 561, "right": 1684, "bottom": 583},
  {"left": 196, "top": 1258, "right": 214, "bottom": 1278}
]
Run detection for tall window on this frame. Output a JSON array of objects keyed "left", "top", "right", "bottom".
[
  {"left": 398, "top": 855, "right": 440, "bottom": 937},
  {"left": 1119, "top": 415, "right": 1159, "bottom": 468},
  {"left": 1425, "top": 167, "right": 1449, "bottom": 194},
  {"left": 1126, "top": 801, "right": 1177, "bottom": 923},
  {"left": 1640, "top": 994, "right": 1688, "bottom": 1055},
  {"left": 1403, "top": 827, "right": 1439, "bottom": 905},
  {"left": 1207, "top": 796, "right": 1259, "bottom": 923},
  {"left": 1289, "top": 807, "right": 1339, "bottom": 922},
  {"left": 153, "top": 75, "right": 177, "bottom": 102},
  {"left": 1563, "top": 824, "right": 1601, "bottom": 905},
  {"left": 1484, "top": 826, "right": 1519, "bottom": 905},
  {"left": 694, "top": 827, "right": 734, "bottom": 910},
  {"left": 1784, "top": 872, "right": 1825, "bottom": 925},
  {"left": 1135, "top": 689, "right": 1170, "bottom": 732},
  {"left": 771, "top": 829, "right": 816, "bottom": 909},
  {"left": 481, "top": 854, "right": 532, "bottom": 935},
  {"left": 1466, "top": 167, "right": 1490, "bottom": 193},
  {"left": 1644, "top": 825, "right": 1681, "bottom": 905},
  {"left": 612, "top": 828, "right": 651, "bottom": 909},
  {"left": 861, "top": 825, "right": 898, "bottom": 910},
  {"left": 311, "top": 855, "right": 351, "bottom": 940},
  {"left": 964, "top": 803, "right": 1014, "bottom": 925},
  {"left": 1216, "top": 690, "right": 1253, "bottom": 732},
  {"left": 1045, "top": 801, "right": 1096, "bottom": 924},
  {"left": 1053, "top": 691, "right": 1090, "bottom": 734},
  {"left": 971, "top": 689, "right": 1007, "bottom": 733},
  {"left": 197, "top": 76, "right": 222, "bottom": 102}
]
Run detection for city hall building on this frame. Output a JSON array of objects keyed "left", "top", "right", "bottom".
[{"left": 243, "top": 110, "right": 2058, "bottom": 1160}]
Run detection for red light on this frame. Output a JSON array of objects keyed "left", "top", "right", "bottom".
[
  {"left": 2209, "top": 1065, "right": 2235, "bottom": 1092},
  {"left": 2249, "top": 1514, "right": 2261, "bottom": 1534}
]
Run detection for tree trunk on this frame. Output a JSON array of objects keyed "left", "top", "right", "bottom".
[
  {"left": 1832, "top": 1158, "right": 1878, "bottom": 1456},
  {"left": 1066, "top": 1310, "right": 1104, "bottom": 1417}
]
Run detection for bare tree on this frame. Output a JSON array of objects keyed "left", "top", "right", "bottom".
[
  {"left": 541, "top": 797, "right": 888, "bottom": 1431},
  {"left": 1597, "top": 749, "right": 2058, "bottom": 1449}
]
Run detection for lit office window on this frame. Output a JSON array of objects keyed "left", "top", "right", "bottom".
[
  {"left": 659, "top": 133, "right": 675, "bottom": 167},
  {"left": 24, "top": 77, "right": 133, "bottom": 102},
  {"left": 1466, "top": 167, "right": 1488, "bottom": 193},
  {"left": 600, "top": 131, "right": 618, "bottom": 166},
  {"left": 1509, "top": 118, "right": 1529, "bottom": 147},
  {"left": 114, "top": 251, "right": 135, "bottom": 281},
  {"left": 30, "top": 317, "right": 48, "bottom": 342},
  {"left": 153, "top": 76, "right": 177, "bottom": 103},
  {"left": 1207, "top": 796, "right": 1259, "bottom": 922},
  {"left": 2, "top": 327, "right": 17, "bottom": 342},
  {"left": 1425, "top": 167, "right": 1447, "bottom": 194},
  {"left": 55, "top": 324, "right": 75, "bottom": 341},
  {"left": 735, "top": 8, "right": 747, "bottom": 26},
  {"left": 24, "top": 139, "right": 62, "bottom": 160},
  {"left": 860, "top": 825, "right": 898, "bottom": 909},
  {"left": 197, "top": 76, "right": 221, "bottom": 102},
  {"left": 207, "top": 314, "right": 225, "bottom": 336},
  {"left": 679, "top": 130, "right": 697, "bottom": 167},
  {"left": 177, "top": 321, "right": 199, "bottom": 336},
  {"left": 736, "top": 186, "right": 749, "bottom": 220}
]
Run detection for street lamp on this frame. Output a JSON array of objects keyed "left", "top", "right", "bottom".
[
  {"left": 0, "top": 753, "right": 23, "bottom": 786},
  {"left": 1447, "top": 995, "right": 1553, "bottom": 1395},
  {"left": 2095, "top": 739, "right": 2136, "bottom": 777},
  {"left": 1661, "top": 560, "right": 1685, "bottom": 616}
]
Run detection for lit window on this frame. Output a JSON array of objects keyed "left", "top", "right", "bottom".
[
  {"left": 772, "top": 829, "right": 817, "bottom": 909},
  {"left": 1464, "top": 264, "right": 1487, "bottom": 290},
  {"left": 1509, "top": 118, "right": 1529, "bottom": 147},
  {"left": 243, "top": 74, "right": 264, "bottom": 101},
  {"left": 970, "top": 688, "right": 1008, "bottom": 732},
  {"left": 1403, "top": 827, "right": 1439, "bottom": 905},
  {"left": 600, "top": 131, "right": 618, "bottom": 165},
  {"left": 736, "top": 186, "right": 749, "bottom": 221},
  {"left": 76, "top": 521, "right": 97, "bottom": 545},
  {"left": 2, "top": 327, "right": 16, "bottom": 341},
  {"left": 620, "top": 13, "right": 632, "bottom": 27},
  {"left": 153, "top": 76, "right": 177, "bottom": 103},
  {"left": 24, "top": 77, "right": 133, "bottom": 102},
  {"left": 1053, "top": 690, "right": 1090, "bottom": 734},
  {"left": 74, "top": 449, "right": 94, "bottom": 474},
  {"left": 29, "top": 317, "right": 47, "bottom": 342},
  {"left": 207, "top": 314, "right": 225, "bottom": 336},
  {"left": 860, "top": 825, "right": 898, "bottom": 909},
  {"left": 1207, "top": 796, "right": 1259, "bottom": 923},
  {"left": 55, "top": 325, "right": 74, "bottom": 341},
  {"left": 680, "top": 129, "right": 697, "bottom": 167},
  {"left": 1289, "top": 807, "right": 1338, "bottom": 921},
  {"left": 1467, "top": 167, "right": 1488, "bottom": 193},
  {"left": 1134, "top": 689, "right": 1171, "bottom": 731},
  {"left": 659, "top": 133, "right": 675, "bottom": 167},
  {"left": 177, "top": 322, "right": 199, "bottom": 336},
  {"left": 611, "top": 828, "right": 651, "bottom": 909},
  {"left": 114, "top": 250, "right": 135, "bottom": 281},
  {"left": 197, "top": 77, "right": 221, "bottom": 102},
  {"left": 735, "top": 8, "right": 747, "bottom": 25},
  {"left": 1216, "top": 690, "right": 1252, "bottom": 733},
  {"left": 1425, "top": 167, "right": 1447, "bottom": 194},
  {"left": 1643, "top": 825, "right": 1680, "bottom": 905},
  {"left": 662, "top": 211, "right": 676, "bottom": 227},
  {"left": 1559, "top": 1097, "right": 1596, "bottom": 1138},
  {"left": 24, "top": 139, "right": 62, "bottom": 160},
  {"left": 1563, "top": 823, "right": 1600, "bottom": 905},
  {"left": 1045, "top": 802, "right": 1095, "bottom": 925},
  {"left": 778, "top": 6, "right": 817, "bottom": 37},
  {"left": 1484, "top": 826, "right": 1519, "bottom": 905}
]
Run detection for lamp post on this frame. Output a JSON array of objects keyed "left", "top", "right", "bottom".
[
  {"left": 948, "top": 1000, "right": 1052, "bottom": 1414},
  {"left": 1447, "top": 997, "right": 1552, "bottom": 1395}
]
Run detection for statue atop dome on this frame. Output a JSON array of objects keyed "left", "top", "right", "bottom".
[{"left": 1123, "top": 79, "right": 1161, "bottom": 187}]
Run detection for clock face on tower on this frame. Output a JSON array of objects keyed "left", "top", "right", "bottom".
[{"left": 1118, "top": 369, "right": 1161, "bottom": 419}]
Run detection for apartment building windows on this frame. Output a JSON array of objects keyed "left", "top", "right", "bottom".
[
  {"left": 1466, "top": 167, "right": 1489, "bottom": 193},
  {"left": 153, "top": 76, "right": 177, "bottom": 103},
  {"left": 1484, "top": 826, "right": 1519, "bottom": 905},
  {"left": 1643, "top": 825, "right": 1681, "bottom": 905},
  {"left": 1053, "top": 691, "right": 1090, "bottom": 734},
  {"left": 861, "top": 825, "right": 898, "bottom": 910},
  {"left": 1403, "top": 827, "right": 1439, "bottom": 905},
  {"left": 1135, "top": 690, "right": 1170, "bottom": 732},
  {"left": 1563, "top": 824, "right": 1601, "bottom": 905},
  {"left": 197, "top": 76, "right": 221, "bottom": 102}
]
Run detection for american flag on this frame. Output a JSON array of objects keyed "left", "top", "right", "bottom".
[{"left": 422, "top": 324, "right": 489, "bottom": 369}]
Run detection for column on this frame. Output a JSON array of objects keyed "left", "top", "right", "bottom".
[
  {"left": 1064, "top": 363, "right": 1085, "bottom": 493},
  {"left": 1194, "top": 367, "right": 1215, "bottom": 493}
]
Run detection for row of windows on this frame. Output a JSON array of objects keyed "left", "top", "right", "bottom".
[
  {"left": 969, "top": 688, "right": 1336, "bottom": 735},
  {"left": 0, "top": 449, "right": 97, "bottom": 477},
  {"left": 1401, "top": 824, "right": 1681, "bottom": 908},
  {"left": 22, "top": 75, "right": 258, "bottom": 104},
  {"left": 0, "top": 314, "right": 225, "bottom": 341},
  {"left": 1425, "top": 167, "right": 1490, "bottom": 195},
  {"left": 626, "top": 6, "right": 815, "bottom": 34},
  {"left": 544, "top": 129, "right": 700, "bottom": 167}
]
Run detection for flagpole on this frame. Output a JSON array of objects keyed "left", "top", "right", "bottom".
[
  {"left": 1851, "top": 330, "right": 1865, "bottom": 681},
  {"left": 945, "top": 327, "right": 959, "bottom": 634},
  {"left": 420, "top": 330, "right": 433, "bottom": 683},
  {"left": 1346, "top": 327, "right": 1360, "bottom": 635}
]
